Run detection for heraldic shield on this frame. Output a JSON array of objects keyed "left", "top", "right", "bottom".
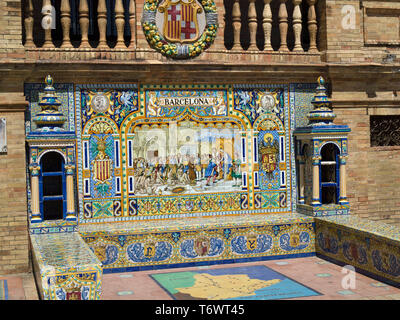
[
  {"left": 93, "top": 158, "right": 112, "bottom": 183},
  {"left": 158, "top": 0, "right": 203, "bottom": 43},
  {"left": 92, "top": 136, "right": 113, "bottom": 184},
  {"left": 259, "top": 133, "right": 279, "bottom": 174}
]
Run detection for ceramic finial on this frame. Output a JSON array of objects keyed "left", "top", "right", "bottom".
[
  {"left": 317, "top": 76, "right": 325, "bottom": 87},
  {"left": 45, "top": 75, "right": 53, "bottom": 87}
]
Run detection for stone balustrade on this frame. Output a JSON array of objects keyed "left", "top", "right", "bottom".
[
  {"left": 225, "top": 0, "right": 319, "bottom": 52},
  {"left": 23, "top": 0, "right": 136, "bottom": 49},
  {"left": 22, "top": 0, "right": 321, "bottom": 62}
]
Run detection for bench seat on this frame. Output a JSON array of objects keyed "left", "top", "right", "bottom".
[
  {"left": 315, "top": 215, "right": 400, "bottom": 287},
  {"left": 78, "top": 213, "right": 316, "bottom": 273},
  {"left": 30, "top": 232, "right": 102, "bottom": 300}
]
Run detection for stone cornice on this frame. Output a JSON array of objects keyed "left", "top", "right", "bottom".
[
  {"left": 0, "top": 93, "right": 28, "bottom": 112},
  {"left": 0, "top": 62, "right": 399, "bottom": 109}
]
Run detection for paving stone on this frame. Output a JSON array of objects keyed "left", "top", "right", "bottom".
[
  {"left": 275, "top": 261, "right": 289, "bottom": 265},
  {"left": 117, "top": 291, "right": 134, "bottom": 296},
  {"left": 315, "top": 273, "right": 332, "bottom": 278},
  {"left": 337, "top": 290, "right": 355, "bottom": 295}
]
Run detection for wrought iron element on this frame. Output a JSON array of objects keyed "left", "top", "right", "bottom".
[{"left": 370, "top": 115, "right": 400, "bottom": 147}]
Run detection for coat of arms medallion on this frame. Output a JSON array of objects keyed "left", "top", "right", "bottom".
[{"left": 142, "top": 0, "right": 218, "bottom": 59}]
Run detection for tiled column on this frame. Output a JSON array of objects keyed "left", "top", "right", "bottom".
[
  {"left": 253, "top": 131, "right": 259, "bottom": 189},
  {"left": 298, "top": 155, "right": 305, "bottom": 204},
  {"left": 65, "top": 163, "right": 77, "bottom": 221},
  {"left": 312, "top": 155, "right": 321, "bottom": 205},
  {"left": 29, "top": 163, "right": 42, "bottom": 223},
  {"left": 339, "top": 155, "right": 348, "bottom": 204}
]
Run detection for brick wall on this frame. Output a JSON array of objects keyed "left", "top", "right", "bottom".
[
  {"left": 0, "top": 0, "right": 24, "bottom": 61},
  {"left": 367, "top": 107, "right": 400, "bottom": 226},
  {"left": 367, "top": 146, "right": 400, "bottom": 225},
  {"left": 334, "top": 107, "right": 370, "bottom": 218},
  {"left": 0, "top": 1, "right": 22, "bottom": 45},
  {"left": 325, "top": 0, "right": 400, "bottom": 64},
  {"left": 333, "top": 104, "right": 400, "bottom": 226},
  {"left": 0, "top": 97, "right": 29, "bottom": 275}
]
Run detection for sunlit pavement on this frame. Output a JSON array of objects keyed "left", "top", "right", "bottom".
[{"left": 2, "top": 256, "right": 400, "bottom": 300}]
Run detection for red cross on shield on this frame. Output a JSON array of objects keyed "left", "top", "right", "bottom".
[{"left": 159, "top": 0, "right": 203, "bottom": 43}]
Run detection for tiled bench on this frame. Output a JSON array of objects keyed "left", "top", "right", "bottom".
[
  {"left": 30, "top": 232, "right": 102, "bottom": 300},
  {"left": 315, "top": 215, "right": 400, "bottom": 287},
  {"left": 79, "top": 213, "right": 316, "bottom": 273}
]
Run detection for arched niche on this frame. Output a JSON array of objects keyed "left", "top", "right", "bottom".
[
  {"left": 319, "top": 143, "right": 340, "bottom": 205},
  {"left": 39, "top": 151, "right": 66, "bottom": 221}
]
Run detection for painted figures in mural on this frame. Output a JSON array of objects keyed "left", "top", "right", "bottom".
[
  {"left": 82, "top": 88, "right": 288, "bottom": 215},
  {"left": 132, "top": 124, "right": 242, "bottom": 196}
]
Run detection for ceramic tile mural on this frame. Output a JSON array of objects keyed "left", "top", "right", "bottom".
[
  {"left": 23, "top": 81, "right": 320, "bottom": 224},
  {"left": 29, "top": 219, "right": 78, "bottom": 235},
  {"left": 72, "top": 83, "right": 319, "bottom": 223},
  {"left": 79, "top": 213, "right": 315, "bottom": 272},
  {"left": 75, "top": 84, "right": 139, "bottom": 223},
  {"left": 290, "top": 83, "right": 317, "bottom": 129}
]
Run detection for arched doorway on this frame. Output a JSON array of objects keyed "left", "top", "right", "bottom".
[{"left": 39, "top": 152, "right": 66, "bottom": 220}]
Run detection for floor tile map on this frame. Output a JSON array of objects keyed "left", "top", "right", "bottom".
[{"left": 151, "top": 265, "right": 321, "bottom": 300}]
